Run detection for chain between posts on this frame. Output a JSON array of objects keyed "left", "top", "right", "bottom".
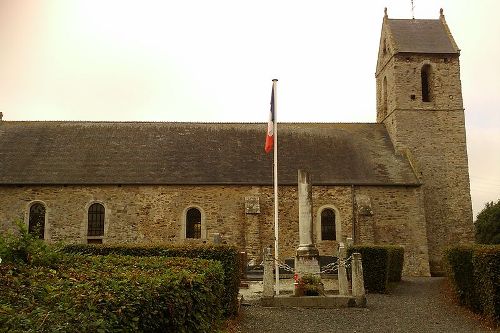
[{"left": 270, "top": 255, "right": 353, "bottom": 276}]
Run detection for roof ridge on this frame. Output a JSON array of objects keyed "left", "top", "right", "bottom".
[{"left": 1, "top": 120, "right": 380, "bottom": 125}]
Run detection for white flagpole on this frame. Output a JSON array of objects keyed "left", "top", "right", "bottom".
[{"left": 272, "top": 79, "right": 280, "bottom": 295}]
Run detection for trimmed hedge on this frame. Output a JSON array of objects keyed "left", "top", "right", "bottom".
[
  {"left": 347, "top": 245, "right": 405, "bottom": 293},
  {"left": 387, "top": 245, "right": 405, "bottom": 282},
  {"left": 0, "top": 255, "right": 225, "bottom": 332},
  {"left": 444, "top": 245, "right": 478, "bottom": 310},
  {"left": 445, "top": 244, "right": 500, "bottom": 323},
  {"left": 62, "top": 243, "right": 241, "bottom": 317}
]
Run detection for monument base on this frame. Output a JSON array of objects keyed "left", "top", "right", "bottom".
[
  {"left": 261, "top": 295, "right": 367, "bottom": 308},
  {"left": 295, "top": 244, "right": 320, "bottom": 276}
]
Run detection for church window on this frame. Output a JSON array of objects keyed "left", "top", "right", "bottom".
[
  {"left": 320, "top": 208, "right": 336, "bottom": 241},
  {"left": 29, "top": 203, "right": 46, "bottom": 239},
  {"left": 88, "top": 203, "right": 105, "bottom": 237},
  {"left": 186, "top": 208, "right": 202, "bottom": 239},
  {"left": 421, "top": 64, "right": 432, "bottom": 102}
]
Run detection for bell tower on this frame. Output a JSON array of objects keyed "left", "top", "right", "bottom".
[{"left": 375, "top": 8, "right": 474, "bottom": 274}]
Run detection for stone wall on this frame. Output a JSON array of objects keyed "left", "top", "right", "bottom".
[
  {"left": 355, "top": 186, "right": 430, "bottom": 276},
  {"left": 384, "top": 109, "right": 474, "bottom": 273},
  {"left": 0, "top": 183, "right": 430, "bottom": 275}
]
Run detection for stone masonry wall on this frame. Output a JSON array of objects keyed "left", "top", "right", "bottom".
[
  {"left": 1, "top": 183, "right": 430, "bottom": 275},
  {"left": 355, "top": 186, "right": 430, "bottom": 276},
  {"left": 384, "top": 109, "right": 474, "bottom": 273}
]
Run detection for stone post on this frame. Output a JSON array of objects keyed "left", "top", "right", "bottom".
[
  {"left": 351, "top": 252, "right": 367, "bottom": 306},
  {"left": 295, "top": 170, "right": 320, "bottom": 277},
  {"left": 338, "top": 243, "right": 349, "bottom": 296},
  {"left": 212, "top": 233, "right": 222, "bottom": 244},
  {"left": 263, "top": 247, "right": 274, "bottom": 298}
]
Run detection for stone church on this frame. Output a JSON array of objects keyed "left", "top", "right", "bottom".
[{"left": 0, "top": 9, "right": 474, "bottom": 276}]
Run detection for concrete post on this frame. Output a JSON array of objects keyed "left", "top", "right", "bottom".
[
  {"left": 263, "top": 247, "right": 274, "bottom": 298},
  {"left": 351, "top": 252, "right": 367, "bottom": 306},
  {"left": 295, "top": 170, "right": 320, "bottom": 277},
  {"left": 338, "top": 243, "right": 349, "bottom": 296}
]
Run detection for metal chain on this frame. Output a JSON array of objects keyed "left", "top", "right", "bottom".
[{"left": 268, "top": 255, "right": 354, "bottom": 276}]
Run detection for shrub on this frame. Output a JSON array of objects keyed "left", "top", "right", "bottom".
[
  {"left": 347, "top": 245, "right": 389, "bottom": 293},
  {"left": 472, "top": 246, "right": 500, "bottom": 322},
  {"left": 445, "top": 244, "right": 500, "bottom": 324},
  {"left": 0, "top": 220, "right": 61, "bottom": 268},
  {"left": 62, "top": 243, "right": 241, "bottom": 317},
  {"left": 297, "top": 274, "right": 324, "bottom": 296},
  {"left": 475, "top": 200, "right": 500, "bottom": 245},
  {"left": 387, "top": 246, "right": 405, "bottom": 282},
  {"left": 347, "top": 245, "right": 404, "bottom": 293},
  {"left": 0, "top": 255, "right": 225, "bottom": 332},
  {"left": 444, "top": 245, "right": 478, "bottom": 310}
]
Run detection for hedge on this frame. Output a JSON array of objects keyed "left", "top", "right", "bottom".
[
  {"left": 387, "top": 245, "right": 405, "bottom": 282},
  {"left": 347, "top": 245, "right": 404, "bottom": 293},
  {"left": 444, "top": 245, "right": 478, "bottom": 310},
  {"left": 0, "top": 255, "right": 225, "bottom": 332},
  {"left": 445, "top": 244, "right": 500, "bottom": 323},
  {"left": 62, "top": 243, "right": 241, "bottom": 317}
]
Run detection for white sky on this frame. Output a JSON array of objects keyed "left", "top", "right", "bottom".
[{"left": 0, "top": 0, "right": 498, "bottom": 219}]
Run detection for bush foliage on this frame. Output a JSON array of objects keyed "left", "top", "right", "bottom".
[
  {"left": 0, "top": 255, "right": 225, "bottom": 332},
  {"left": 0, "top": 220, "right": 61, "bottom": 268},
  {"left": 347, "top": 245, "right": 404, "bottom": 293},
  {"left": 445, "top": 244, "right": 500, "bottom": 324},
  {"left": 62, "top": 243, "right": 241, "bottom": 317},
  {"left": 475, "top": 199, "right": 500, "bottom": 245}
]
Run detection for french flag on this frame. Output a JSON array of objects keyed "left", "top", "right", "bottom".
[{"left": 265, "top": 84, "right": 275, "bottom": 153}]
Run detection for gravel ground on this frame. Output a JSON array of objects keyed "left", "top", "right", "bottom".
[{"left": 234, "top": 277, "right": 496, "bottom": 333}]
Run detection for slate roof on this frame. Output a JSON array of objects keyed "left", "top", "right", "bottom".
[
  {"left": 388, "top": 19, "right": 459, "bottom": 54},
  {"left": 0, "top": 121, "right": 419, "bottom": 186}
]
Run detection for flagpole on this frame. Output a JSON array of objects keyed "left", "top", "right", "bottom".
[{"left": 272, "top": 79, "right": 280, "bottom": 295}]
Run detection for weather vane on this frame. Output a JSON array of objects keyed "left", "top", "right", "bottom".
[{"left": 411, "top": 0, "right": 415, "bottom": 19}]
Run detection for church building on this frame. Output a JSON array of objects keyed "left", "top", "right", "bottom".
[{"left": 0, "top": 9, "right": 474, "bottom": 276}]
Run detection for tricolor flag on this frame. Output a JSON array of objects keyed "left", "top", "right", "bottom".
[{"left": 265, "top": 85, "right": 275, "bottom": 153}]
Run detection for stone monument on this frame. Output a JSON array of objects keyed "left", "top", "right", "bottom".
[{"left": 295, "top": 169, "right": 320, "bottom": 277}]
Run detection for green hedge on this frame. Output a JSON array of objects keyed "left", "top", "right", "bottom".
[
  {"left": 444, "top": 245, "right": 478, "bottom": 310},
  {"left": 62, "top": 243, "right": 241, "bottom": 317},
  {"left": 347, "top": 245, "right": 404, "bottom": 293},
  {"left": 0, "top": 255, "right": 225, "bottom": 332},
  {"left": 387, "top": 246, "right": 405, "bottom": 282},
  {"left": 445, "top": 245, "right": 500, "bottom": 323}
]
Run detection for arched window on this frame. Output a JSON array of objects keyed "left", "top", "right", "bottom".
[
  {"left": 186, "top": 208, "right": 202, "bottom": 239},
  {"left": 88, "top": 203, "right": 105, "bottom": 238},
  {"left": 321, "top": 208, "right": 336, "bottom": 241},
  {"left": 29, "top": 203, "right": 45, "bottom": 239},
  {"left": 421, "top": 64, "right": 432, "bottom": 102}
]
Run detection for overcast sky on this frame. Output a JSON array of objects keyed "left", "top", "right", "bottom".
[{"left": 0, "top": 0, "right": 498, "bottom": 218}]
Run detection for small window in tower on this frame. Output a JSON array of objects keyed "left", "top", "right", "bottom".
[
  {"left": 383, "top": 39, "right": 387, "bottom": 55},
  {"left": 411, "top": 94, "right": 416, "bottom": 100},
  {"left": 421, "top": 64, "right": 432, "bottom": 102}
]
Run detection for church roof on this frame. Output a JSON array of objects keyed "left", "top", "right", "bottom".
[
  {"left": 0, "top": 121, "right": 420, "bottom": 186},
  {"left": 387, "top": 19, "right": 459, "bottom": 54}
]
